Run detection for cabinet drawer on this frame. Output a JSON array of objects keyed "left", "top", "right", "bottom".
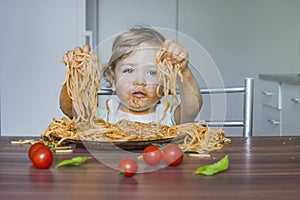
[
  {"left": 281, "top": 83, "right": 300, "bottom": 135},
  {"left": 260, "top": 80, "right": 281, "bottom": 109},
  {"left": 262, "top": 106, "right": 281, "bottom": 136}
]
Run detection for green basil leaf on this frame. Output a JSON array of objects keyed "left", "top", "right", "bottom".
[
  {"left": 194, "top": 155, "right": 229, "bottom": 175},
  {"left": 55, "top": 156, "right": 91, "bottom": 168},
  {"left": 183, "top": 148, "right": 206, "bottom": 154}
]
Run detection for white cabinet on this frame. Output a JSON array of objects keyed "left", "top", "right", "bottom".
[
  {"left": 260, "top": 79, "right": 300, "bottom": 136},
  {"left": 261, "top": 80, "right": 281, "bottom": 109},
  {"left": 260, "top": 80, "right": 282, "bottom": 136},
  {"left": 281, "top": 83, "right": 300, "bottom": 135},
  {"left": 262, "top": 106, "right": 281, "bottom": 136}
]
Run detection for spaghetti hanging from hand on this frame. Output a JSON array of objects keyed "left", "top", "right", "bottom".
[
  {"left": 62, "top": 44, "right": 101, "bottom": 124},
  {"left": 156, "top": 49, "right": 183, "bottom": 121}
]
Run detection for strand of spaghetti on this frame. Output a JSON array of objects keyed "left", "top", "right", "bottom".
[{"left": 156, "top": 50, "right": 182, "bottom": 116}]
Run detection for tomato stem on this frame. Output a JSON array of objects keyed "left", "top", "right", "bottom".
[{"left": 118, "top": 169, "right": 125, "bottom": 175}]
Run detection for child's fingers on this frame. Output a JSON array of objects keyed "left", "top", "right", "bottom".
[
  {"left": 176, "top": 50, "right": 188, "bottom": 64},
  {"left": 162, "top": 38, "right": 174, "bottom": 50},
  {"left": 162, "top": 39, "right": 175, "bottom": 59},
  {"left": 161, "top": 39, "right": 188, "bottom": 66}
]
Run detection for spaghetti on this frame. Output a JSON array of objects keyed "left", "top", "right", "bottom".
[
  {"left": 39, "top": 44, "right": 230, "bottom": 153},
  {"left": 62, "top": 44, "right": 101, "bottom": 124},
  {"left": 156, "top": 49, "right": 183, "bottom": 121}
]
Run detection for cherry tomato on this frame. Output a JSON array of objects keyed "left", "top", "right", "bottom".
[
  {"left": 28, "top": 142, "right": 46, "bottom": 160},
  {"left": 31, "top": 147, "right": 53, "bottom": 169},
  {"left": 162, "top": 144, "right": 183, "bottom": 166},
  {"left": 143, "top": 145, "right": 162, "bottom": 166},
  {"left": 118, "top": 158, "right": 138, "bottom": 177}
]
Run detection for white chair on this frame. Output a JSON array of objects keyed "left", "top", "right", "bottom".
[
  {"left": 200, "top": 78, "right": 254, "bottom": 137},
  {"left": 97, "top": 77, "right": 254, "bottom": 137}
]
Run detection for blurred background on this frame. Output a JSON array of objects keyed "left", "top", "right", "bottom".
[{"left": 1, "top": 0, "right": 299, "bottom": 136}]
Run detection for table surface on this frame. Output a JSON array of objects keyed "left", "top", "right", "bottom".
[{"left": 1, "top": 136, "right": 300, "bottom": 200}]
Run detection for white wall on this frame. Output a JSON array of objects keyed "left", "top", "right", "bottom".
[
  {"left": 298, "top": 0, "right": 300, "bottom": 72},
  {"left": 0, "top": 0, "right": 86, "bottom": 136},
  {"left": 97, "top": 0, "right": 177, "bottom": 42}
]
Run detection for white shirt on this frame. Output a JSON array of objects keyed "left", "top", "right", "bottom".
[{"left": 97, "top": 98, "right": 175, "bottom": 125}]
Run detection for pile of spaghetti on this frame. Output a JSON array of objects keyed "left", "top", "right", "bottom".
[{"left": 40, "top": 44, "right": 230, "bottom": 153}]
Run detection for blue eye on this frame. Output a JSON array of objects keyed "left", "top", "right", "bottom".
[
  {"left": 123, "top": 68, "right": 133, "bottom": 73},
  {"left": 149, "top": 70, "right": 157, "bottom": 76}
]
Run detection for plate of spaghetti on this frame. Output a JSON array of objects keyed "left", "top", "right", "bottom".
[
  {"left": 41, "top": 117, "right": 186, "bottom": 150},
  {"left": 41, "top": 117, "right": 229, "bottom": 152},
  {"left": 77, "top": 135, "right": 185, "bottom": 151}
]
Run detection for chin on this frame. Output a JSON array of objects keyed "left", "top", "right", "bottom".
[
  {"left": 128, "top": 106, "right": 148, "bottom": 112},
  {"left": 126, "top": 104, "right": 154, "bottom": 113}
]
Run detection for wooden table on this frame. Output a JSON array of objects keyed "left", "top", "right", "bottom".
[{"left": 1, "top": 136, "right": 300, "bottom": 200}]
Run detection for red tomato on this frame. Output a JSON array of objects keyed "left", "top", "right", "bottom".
[
  {"left": 143, "top": 145, "right": 162, "bottom": 166},
  {"left": 118, "top": 158, "right": 138, "bottom": 177},
  {"left": 31, "top": 147, "right": 53, "bottom": 169},
  {"left": 28, "top": 142, "right": 46, "bottom": 160},
  {"left": 162, "top": 144, "right": 183, "bottom": 166}
]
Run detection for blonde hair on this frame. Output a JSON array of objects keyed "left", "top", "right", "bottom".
[{"left": 103, "top": 26, "right": 165, "bottom": 87}]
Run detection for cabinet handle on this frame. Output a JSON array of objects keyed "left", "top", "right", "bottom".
[
  {"left": 262, "top": 91, "right": 274, "bottom": 96},
  {"left": 268, "top": 119, "right": 280, "bottom": 125},
  {"left": 291, "top": 98, "right": 300, "bottom": 104}
]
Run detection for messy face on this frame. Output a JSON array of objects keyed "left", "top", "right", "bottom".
[{"left": 112, "top": 43, "right": 163, "bottom": 113}]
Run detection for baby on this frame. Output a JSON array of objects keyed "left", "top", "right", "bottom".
[{"left": 60, "top": 26, "right": 202, "bottom": 125}]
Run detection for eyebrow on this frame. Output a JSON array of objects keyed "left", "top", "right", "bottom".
[
  {"left": 120, "top": 62, "right": 135, "bottom": 67},
  {"left": 119, "top": 62, "right": 156, "bottom": 68}
]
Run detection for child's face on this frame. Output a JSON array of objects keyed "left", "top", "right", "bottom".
[{"left": 113, "top": 43, "right": 162, "bottom": 112}]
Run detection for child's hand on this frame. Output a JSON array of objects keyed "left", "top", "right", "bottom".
[
  {"left": 160, "top": 39, "right": 189, "bottom": 70},
  {"left": 62, "top": 44, "right": 91, "bottom": 66}
]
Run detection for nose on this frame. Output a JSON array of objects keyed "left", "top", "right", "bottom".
[
  {"left": 132, "top": 68, "right": 147, "bottom": 86},
  {"left": 133, "top": 74, "right": 146, "bottom": 86}
]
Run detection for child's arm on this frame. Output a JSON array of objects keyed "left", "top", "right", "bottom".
[
  {"left": 162, "top": 39, "right": 203, "bottom": 124},
  {"left": 175, "top": 67, "right": 202, "bottom": 124}
]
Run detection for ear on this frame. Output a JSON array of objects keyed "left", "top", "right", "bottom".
[
  {"left": 111, "top": 82, "right": 116, "bottom": 92},
  {"left": 108, "top": 69, "right": 116, "bottom": 92}
]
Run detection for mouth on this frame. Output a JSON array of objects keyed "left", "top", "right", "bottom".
[{"left": 132, "top": 91, "right": 147, "bottom": 98}]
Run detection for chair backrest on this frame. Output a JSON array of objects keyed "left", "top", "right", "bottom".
[
  {"left": 97, "top": 77, "right": 254, "bottom": 137},
  {"left": 200, "top": 78, "right": 254, "bottom": 137}
]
